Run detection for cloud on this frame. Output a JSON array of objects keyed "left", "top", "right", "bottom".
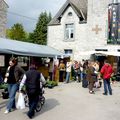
[{"left": 5, "top": 0, "right": 66, "bottom": 32}]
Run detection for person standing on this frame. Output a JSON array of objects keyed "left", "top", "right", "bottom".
[
  {"left": 100, "top": 60, "right": 113, "bottom": 95},
  {"left": 80, "top": 59, "right": 85, "bottom": 81},
  {"left": 73, "top": 61, "right": 80, "bottom": 82},
  {"left": 86, "top": 61, "right": 96, "bottom": 94},
  {"left": 19, "top": 64, "right": 41, "bottom": 119},
  {"left": 65, "top": 60, "right": 72, "bottom": 83},
  {"left": 48, "top": 59, "right": 54, "bottom": 81},
  {"left": 58, "top": 60, "right": 65, "bottom": 82},
  {"left": 4, "top": 57, "right": 25, "bottom": 113}
]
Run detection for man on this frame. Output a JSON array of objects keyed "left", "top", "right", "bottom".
[
  {"left": 100, "top": 60, "right": 113, "bottom": 95},
  {"left": 19, "top": 64, "right": 41, "bottom": 119}
]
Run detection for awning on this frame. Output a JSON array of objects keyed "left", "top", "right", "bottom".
[
  {"left": 0, "top": 38, "right": 65, "bottom": 58},
  {"left": 78, "top": 51, "right": 120, "bottom": 56},
  {"left": 95, "top": 51, "right": 120, "bottom": 56}
]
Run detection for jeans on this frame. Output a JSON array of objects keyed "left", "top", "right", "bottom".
[
  {"left": 7, "top": 83, "right": 19, "bottom": 111},
  {"left": 80, "top": 72, "right": 83, "bottom": 81},
  {"left": 83, "top": 73, "right": 87, "bottom": 80},
  {"left": 74, "top": 71, "right": 78, "bottom": 81},
  {"left": 103, "top": 79, "right": 112, "bottom": 94},
  {"left": 65, "top": 72, "right": 70, "bottom": 83}
]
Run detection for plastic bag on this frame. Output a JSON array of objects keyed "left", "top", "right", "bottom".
[
  {"left": 95, "top": 81, "right": 100, "bottom": 88},
  {"left": 17, "top": 93, "right": 25, "bottom": 109}
]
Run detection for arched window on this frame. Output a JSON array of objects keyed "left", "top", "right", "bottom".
[{"left": 68, "top": 12, "right": 72, "bottom": 16}]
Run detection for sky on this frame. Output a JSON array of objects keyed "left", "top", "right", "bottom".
[{"left": 5, "top": 0, "right": 66, "bottom": 32}]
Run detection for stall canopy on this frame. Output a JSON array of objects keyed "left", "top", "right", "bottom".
[
  {"left": 0, "top": 38, "right": 65, "bottom": 58},
  {"left": 78, "top": 51, "right": 120, "bottom": 56}
]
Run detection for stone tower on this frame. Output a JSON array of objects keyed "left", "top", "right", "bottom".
[{"left": 0, "top": 0, "right": 8, "bottom": 38}]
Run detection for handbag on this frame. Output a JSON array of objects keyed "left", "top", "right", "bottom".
[
  {"left": 17, "top": 93, "right": 25, "bottom": 109},
  {"left": 2, "top": 90, "right": 9, "bottom": 99}
]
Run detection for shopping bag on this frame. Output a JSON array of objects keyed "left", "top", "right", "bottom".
[
  {"left": 95, "top": 81, "right": 100, "bottom": 88},
  {"left": 17, "top": 93, "right": 25, "bottom": 109}
]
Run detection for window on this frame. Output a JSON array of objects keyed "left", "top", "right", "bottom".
[
  {"left": 68, "top": 12, "right": 72, "bottom": 16},
  {"left": 17, "top": 56, "right": 28, "bottom": 67},
  {"left": 65, "top": 23, "right": 74, "bottom": 39},
  {"left": 64, "top": 49, "right": 73, "bottom": 55}
]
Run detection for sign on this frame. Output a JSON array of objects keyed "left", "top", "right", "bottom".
[
  {"left": 108, "top": 3, "right": 120, "bottom": 43},
  {"left": 0, "top": 55, "right": 5, "bottom": 66}
]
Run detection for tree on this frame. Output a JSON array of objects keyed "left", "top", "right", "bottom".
[
  {"left": 29, "top": 11, "right": 52, "bottom": 45},
  {"left": 6, "top": 23, "right": 27, "bottom": 41}
]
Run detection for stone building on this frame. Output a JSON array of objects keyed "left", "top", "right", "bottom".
[
  {"left": 47, "top": 0, "right": 120, "bottom": 61},
  {"left": 0, "top": 0, "right": 8, "bottom": 38}
]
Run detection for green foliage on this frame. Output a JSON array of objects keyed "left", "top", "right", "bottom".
[
  {"left": 46, "top": 80, "right": 58, "bottom": 88},
  {"left": 29, "top": 11, "right": 52, "bottom": 45},
  {"left": 6, "top": 23, "right": 27, "bottom": 41},
  {"left": 0, "top": 83, "right": 8, "bottom": 89}
]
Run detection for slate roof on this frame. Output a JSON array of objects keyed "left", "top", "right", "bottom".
[
  {"left": 0, "top": 0, "right": 9, "bottom": 8},
  {"left": 48, "top": 0, "right": 88, "bottom": 26}
]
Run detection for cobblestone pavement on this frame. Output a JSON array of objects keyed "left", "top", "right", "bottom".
[{"left": 0, "top": 82, "right": 120, "bottom": 120}]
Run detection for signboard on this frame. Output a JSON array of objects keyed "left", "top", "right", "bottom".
[{"left": 0, "top": 55, "right": 5, "bottom": 66}]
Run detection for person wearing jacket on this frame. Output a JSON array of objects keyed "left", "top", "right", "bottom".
[
  {"left": 100, "top": 60, "right": 113, "bottom": 95},
  {"left": 4, "top": 57, "right": 25, "bottom": 114},
  {"left": 86, "top": 61, "right": 96, "bottom": 94},
  {"left": 19, "top": 64, "right": 43, "bottom": 119}
]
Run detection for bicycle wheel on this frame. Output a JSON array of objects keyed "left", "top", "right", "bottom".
[
  {"left": 35, "top": 101, "right": 42, "bottom": 112},
  {"left": 24, "top": 95, "right": 29, "bottom": 107},
  {"left": 41, "top": 96, "right": 45, "bottom": 105}
]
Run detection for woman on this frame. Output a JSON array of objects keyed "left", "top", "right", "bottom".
[
  {"left": 58, "top": 60, "right": 65, "bottom": 82},
  {"left": 86, "top": 61, "right": 96, "bottom": 94},
  {"left": 4, "top": 57, "right": 25, "bottom": 114}
]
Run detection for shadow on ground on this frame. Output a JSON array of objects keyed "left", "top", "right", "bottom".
[
  {"left": 0, "top": 99, "right": 8, "bottom": 109},
  {"left": 33, "top": 98, "right": 60, "bottom": 118}
]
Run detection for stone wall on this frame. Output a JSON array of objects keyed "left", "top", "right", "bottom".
[
  {"left": 0, "top": 0, "right": 8, "bottom": 38},
  {"left": 47, "top": 0, "right": 110, "bottom": 60}
]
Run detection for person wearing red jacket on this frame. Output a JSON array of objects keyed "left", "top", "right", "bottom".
[{"left": 100, "top": 60, "right": 113, "bottom": 95}]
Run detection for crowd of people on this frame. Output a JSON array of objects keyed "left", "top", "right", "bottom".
[
  {"left": 57, "top": 59, "right": 114, "bottom": 95},
  {"left": 0, "top": 57, "right": 114, "bottom": 119}
]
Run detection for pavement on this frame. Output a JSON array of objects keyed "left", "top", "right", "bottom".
[{"left": 0, "top": 81, "right": 120, "bottom": 120}]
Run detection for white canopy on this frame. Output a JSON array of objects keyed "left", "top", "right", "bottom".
[{"left": 78, "top": 51, "right": 120, "bottom": 56}]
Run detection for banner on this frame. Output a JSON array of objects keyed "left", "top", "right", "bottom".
[{"left": 108, "top": 3, "right": 120, "bottom": 44}]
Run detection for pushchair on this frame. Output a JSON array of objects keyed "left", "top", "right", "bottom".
[{"left": 23, "top": 85, "right": 45, "bottom": 112}]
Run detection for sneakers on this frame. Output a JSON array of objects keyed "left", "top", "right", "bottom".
[
  {"left": 103, "top": 92, "right": 112, "bottom": 95},
  {"left": 103, "top": 93, "right": 107, "bottom": 95},
  {"left": 109, "top": 92, "right": 112, "bottom": 95},
  {"left": 11, "top": 108, "right": 16, "bottom": 112},
  {"left": 89, "top": 91, "right": 95, "bottom": 94},
  {"left": 4, "top": 110, "right": 9, "bottom": 114},
  {"left": 27, "top": 113, "right": 33, "bottom": 119}
]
